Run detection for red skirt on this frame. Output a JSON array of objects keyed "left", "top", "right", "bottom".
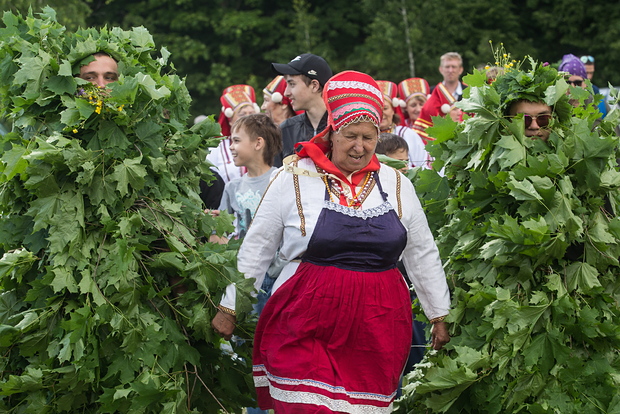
[{"left": 253, "top": 262, "right": 412, "bottom": 413}]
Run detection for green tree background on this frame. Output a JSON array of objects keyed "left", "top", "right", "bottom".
[{"left": 2, "top": 0, "right": 619, "bottom": 119}]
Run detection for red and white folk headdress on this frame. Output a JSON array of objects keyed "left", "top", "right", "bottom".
[
  {"left": 292, "top": 71, "right": 385, "bottom": 149},
  {"left": 294, "top": 71, "right": 384, "bottom": 181},
  {"left": 217, "top": 84, "right": 260, "bottom": 136},
  {"left": 376, "top": 80, "right": 406, "bottom": 124},
  {"left": 263, "top": 76, "right": 291, "bottom": 106},
  {"left": 398, "top": 78, "right": 431, "bottom": 103}
]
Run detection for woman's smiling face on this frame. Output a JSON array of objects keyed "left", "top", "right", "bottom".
[{"left": 330, "top": 121, "right": 378, "bottom": 177}]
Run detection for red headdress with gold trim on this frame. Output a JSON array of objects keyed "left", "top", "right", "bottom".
[
  {"left": 376, "top": 80, "right": 406, "bottom": 127},
  {"left": 263, "top": 76, "right": 301, "bottom": 115},
  {"left": 398, "top": 78, "right": 431, "bottom": 127},
  {"left": 217, "top": 84, "right": 260, "bottom": 136}
]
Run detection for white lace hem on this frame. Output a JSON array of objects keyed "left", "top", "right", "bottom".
[{"left": 253, "top": 366, "right": 394, "bottom": 414}]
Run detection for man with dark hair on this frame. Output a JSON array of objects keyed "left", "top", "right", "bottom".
[
  {"left": 508, "top": 100, "right": 553, "bottom": 141},
  {"left": 271, "top": 53, "right": 332, "bottom": 167}
]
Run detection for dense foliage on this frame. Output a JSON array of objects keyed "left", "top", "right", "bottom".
[
  {"left": 0, "top": 8, "right": 257, "bottom": 413},
  {"left": 396, "top": 56, "right": 620, "bottom": 413},
  {"left": 3, "top": 0, "right": 618, "bottom": 119}
]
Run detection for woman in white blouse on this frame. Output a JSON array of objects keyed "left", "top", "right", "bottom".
[{"left": 212, "top": 71, "right": 450, "bottom": 414}]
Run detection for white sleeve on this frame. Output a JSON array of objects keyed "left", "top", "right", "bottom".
[
  {"left": 219, "top": 170, "right": 285, "bottom": 310},
  {"left": 397, "top": 170, "right": 450, "bottom": 319}
]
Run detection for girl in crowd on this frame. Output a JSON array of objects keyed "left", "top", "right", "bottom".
[
  {"left": 207, "top": 84, "right": 259, "bottom": 183},
  {"left": 377, "top": 80, "right": 430, "bottom": 169},
  {"left": 261, "top": 75, "right": 297, "bottom": 125},
  {"left": 398, "top": 77, "right": 431, "bottom": 128}
]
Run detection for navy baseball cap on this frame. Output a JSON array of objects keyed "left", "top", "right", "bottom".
[{"left": 272, "top": 53, "right": 333, "bottom": 87}]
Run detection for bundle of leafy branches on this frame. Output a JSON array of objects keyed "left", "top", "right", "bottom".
[
  {"left": 0, "top": 8, "right": 257, "bottom": 413},
  {"left": 396, "top": 53, "right": 620, "bottom": 413}
]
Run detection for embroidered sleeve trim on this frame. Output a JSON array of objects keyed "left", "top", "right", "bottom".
[
  {"left": 292, "top": 161, "right": 307, "bottom": 236},
  {"left": 395, "top": 170, "right": 402, "bottom": 218}
]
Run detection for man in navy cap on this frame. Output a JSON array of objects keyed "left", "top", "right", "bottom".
[{"left": 271, "top": 53, "right": 333, "bottom": 167}]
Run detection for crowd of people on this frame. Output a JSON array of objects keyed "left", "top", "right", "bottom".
[
  {"left": 77, "top": 48, "right": 615, "bottom": 413},
  {"left": 201, "top": 50, "right": 613, "bottom": 413}
]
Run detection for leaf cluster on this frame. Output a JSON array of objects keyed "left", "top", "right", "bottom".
[
  {"left": 397, "top": 60, "right": 620, "bottom": 413},
  {"left": 0, "top": 8, "right": 256, "bottom": 413}
]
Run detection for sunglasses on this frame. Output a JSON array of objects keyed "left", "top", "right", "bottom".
[
  {"left": 566, "top": 79, "right": 583, "bottom": 87},
  {"left": 580, "top": 55, "right": 594, "bottom": 64},
  {"left": 522, "top": 114, "right": 552, "bottom": 128}
]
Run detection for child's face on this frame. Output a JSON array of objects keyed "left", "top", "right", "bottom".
[
  {"left": 386, "top": 148, "right": 409, "bottom": 172},
  {"left": 229, "top": 126, "right": 258, "bottom": 167}
]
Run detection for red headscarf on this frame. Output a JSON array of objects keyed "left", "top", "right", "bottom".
[{"left": 295, "top": 71, "right": 383, "bottom": 187}]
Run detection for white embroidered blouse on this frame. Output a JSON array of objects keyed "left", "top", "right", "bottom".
[{"left": 219, "top": 157, "right": 450, "bottom": 320}]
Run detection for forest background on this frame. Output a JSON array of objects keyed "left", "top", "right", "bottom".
[{"left": 2, "top": 0, "right": 619, "bottom": 125}]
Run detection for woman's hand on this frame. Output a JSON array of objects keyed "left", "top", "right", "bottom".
[
  {"left": 431, "top": 321, "right": 450, "bottom": 350},
  {"left": 211, "top": 311, "right": 236, "bottom": 341}
]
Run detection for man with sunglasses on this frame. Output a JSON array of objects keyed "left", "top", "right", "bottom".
[
  {"left": 508, "top": 101, "right": 553, "bottom": 141},
  {"left": 559, "top": 54, "right": 587, "bottom": 89},
  {"left": 560, "top": 54, "right": 607, "bottom": 117}
]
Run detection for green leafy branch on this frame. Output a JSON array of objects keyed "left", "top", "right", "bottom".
[
  {"left": 398, "top": 54, "right": 620, "bottom": 414},
  {"left": 0, "top": 7, "right": 256, "bottom": 413}
]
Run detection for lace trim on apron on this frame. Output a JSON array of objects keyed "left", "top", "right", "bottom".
[{"left": 323, "top": 199, "right": 394, "bottom": 219}]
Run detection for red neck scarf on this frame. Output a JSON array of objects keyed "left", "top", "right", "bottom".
[{"left": 295, "top": 129, "right": 381, "bottom": 188}]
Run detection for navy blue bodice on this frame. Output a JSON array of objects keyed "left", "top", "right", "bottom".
[{"left": 301, "top": 172, "right": 407, "bottom": 272}]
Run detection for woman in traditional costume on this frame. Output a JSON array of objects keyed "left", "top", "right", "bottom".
[
  {"left": 376, "top": 80, "right": 430, "bottom": 169},
  {"left": 398, "top": 77, "right": 431, "bottom": 128},
  {"left": 212, "top": 71, "right": 450, "bottom": 413}
]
